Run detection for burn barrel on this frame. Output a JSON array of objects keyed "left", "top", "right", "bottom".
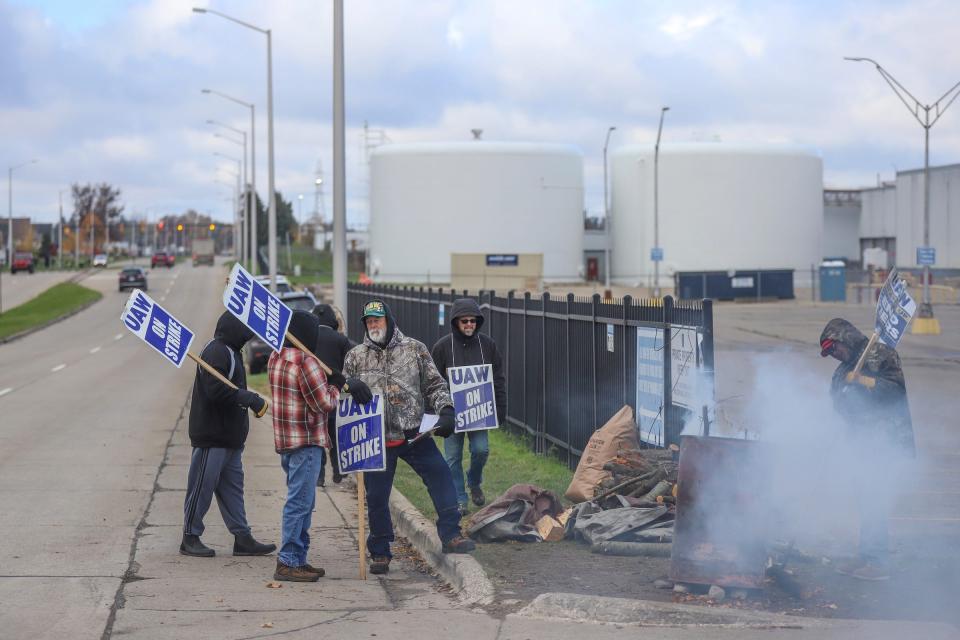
[{"left": 669, "top": 435, "right": 769, "bottom": 589}]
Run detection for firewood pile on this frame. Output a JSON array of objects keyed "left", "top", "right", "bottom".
[{"left": 593, "top": 446, "right": 679, "bottom": 508}]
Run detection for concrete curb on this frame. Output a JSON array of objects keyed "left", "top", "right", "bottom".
[
  {"left": 0, "top": 271, "right": 99, "bottom": 345},
  {"left": 389, "top": 489, "right": 495, "bottom": 606}
]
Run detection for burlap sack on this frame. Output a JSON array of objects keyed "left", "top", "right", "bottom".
[{"left": 564, "top": 405, "right": 639, "bottom": 503}]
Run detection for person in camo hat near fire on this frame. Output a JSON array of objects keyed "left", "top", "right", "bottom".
[
  {"left": 819, "top": 317, "right": 915, "bottom": 582},
  {"left": 344, "top": 299, "right": 476, "bottom": 575},
  {"left": 431, "top": 298, "right": 506, "bottom": 516}
]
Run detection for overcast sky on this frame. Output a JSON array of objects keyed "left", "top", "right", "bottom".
[{"left": 4, "top": 0, "right": 960, "bottom": 226}]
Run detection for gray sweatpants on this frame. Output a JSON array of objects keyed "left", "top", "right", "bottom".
[{"left": 183, "top": 447, "right": 251, "bottom": 537}]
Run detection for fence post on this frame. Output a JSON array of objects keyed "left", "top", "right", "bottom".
[
  {"left": 565, "top": 293, "right": 574, "bottom": 468},
  {"left": 506, "top": 290, "right": 514, "bottom": 424},
  {"left": 591, "top": 293, "right": 600, "bottom": 430},
  {"left": 701, "top": 298, "right": 715, "bottom": 419},
  {"left": 523, "top": 291, "right": 531, "bottom": 437},
  {"left": 540, "top": 291, "right": 549, "bottom": 455},
  {"left": 622, "top": 294, "right": 631, "bottom": 407},
  {"left": 663, "top": 295, "right": 674, "bottom": 448}
]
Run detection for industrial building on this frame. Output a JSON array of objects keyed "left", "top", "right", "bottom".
[
  {"left": 367, "top": 142, "right": 583, "bottom": 287},
  {"left": 608, "top": 143, "right": 824, "bottom": 289}
]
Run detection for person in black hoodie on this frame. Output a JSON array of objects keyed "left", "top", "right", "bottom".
[
  {"left": 431, "top": 298, "right": 506, "bottom": 515},
  {"left": 311, "top": 303, "right": 363, "bottom": 486},
  {"left": 181, "top": 311, "right": 276, "bottom": 558}
]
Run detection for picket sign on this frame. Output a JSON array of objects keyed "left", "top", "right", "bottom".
[
  {"left": 852, "top": 268, "right": 917, "bottom": 376},
  {"left": 221, "top": 263, "right": 348, "bottom": 389},
  {"left": 336, "top": 395, "right": 387, "bottom": 580},
  {"left": 447, "top": 364, "right": 499, "bottom": 433},
  {"left": 120, "top": 289, "right": 269, "bottom": 418}
]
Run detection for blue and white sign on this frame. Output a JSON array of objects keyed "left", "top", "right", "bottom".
[
  {"left": 916, "top": 246, "right": 936, "bottom": 266},
  {"left": 448, "top": 364, "right": 499, "bottom": 433},
  {"left": 335, "top": 395, "right": 386, "bottom": 474},
  {"left": 121, "top": 289, "right": 195, "bottom": 368},
  {"left": 875, "top": 268, "right": 916, "bottom": 349},
  {"left": 223, "top": 263, "right": 293, "bottom": 353},
  {"left": 650, "top": 247, "right": 664, "bottom": 262},
  {"left": 486, "top": 254, "right": 519, "bottom": 267},
  {"left": 635, "top": 327, "right": 664, "bottom": 446}
]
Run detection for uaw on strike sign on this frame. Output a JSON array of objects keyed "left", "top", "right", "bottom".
[
  {"left": 875, "top": 268, "right": 916, "bottom": 348},
  {"left": 223, "top": 263, "right": 292, "bottom": 352},
  {"left": 336, "top": 395, "right": 386, "bottom": 474},
  {"left": 448, "top": 365, "right": 499, "bottom": 433},
  {"left": 121, "top": 289, "right": 195, "bottom": 367}
]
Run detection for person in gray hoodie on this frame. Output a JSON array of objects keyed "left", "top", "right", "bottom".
[{"left": 431, "top": 298, "right": 506, "bottom": 515}]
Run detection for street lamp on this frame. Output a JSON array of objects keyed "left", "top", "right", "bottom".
[
  {"left": 210, "top": 123, "right": 248, "bottom": 265},
  {"left": 193, "top": 8, "right": 277, "bottom": 292},
  {"left": 214, "top": 152, "right": 242, "bottom": 248},
  {"left": 653, "top": 107, "right": 669, "bottom": 298},
  {"left": 203, "top": 88, "right": 256, "bottom": 273},
  {"left": 332, "top": 0, "right": 347, "bottom": 317},
  {"left": 297, "top": 194, "right": 304, "bottom": 242},
  {"left": 602, "top": 126, "right": 616, "bottom": 288},
  {"left": 3, "top": 158, "right": 38, "bottom": 314},
  {"left": 845, "top": 57, "right": 960, "bottom": 335}
]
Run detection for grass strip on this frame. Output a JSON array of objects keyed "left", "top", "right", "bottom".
[{"left": 0, "top": 281, "right": 102, "bottom": 340}]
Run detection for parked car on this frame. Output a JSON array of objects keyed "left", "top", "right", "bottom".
[
  {"left": 10, "top": 252, "right": 34, "bottom": 274},
  {"left": 152, "top": 252, "right": 175, "bottom": 268},
  {"left": 254, "top": 274, "right": 293, "bottom": 294},
  {"left": 244, "top": 290, "right": 318, "bottom": 374},
  {"left": 93, "top": 253, "right": 108, "bottom": 268},
  {"left": 119, "top": 267, "right": 148, "bottom": 292}
]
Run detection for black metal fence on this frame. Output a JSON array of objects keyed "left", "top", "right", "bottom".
[{"left": 347, "top": 285, "right": 714, "bottom": 468}]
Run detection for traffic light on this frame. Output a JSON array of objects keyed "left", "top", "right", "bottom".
[
  {"left": 176, "top": 224, "right": 184, "bottom": 232},
  {"left": 209, "top": 223, "right": 216, "bottom": 231},
  {"left": 157, "top": 221, "right": 165, "bottom": 230}
]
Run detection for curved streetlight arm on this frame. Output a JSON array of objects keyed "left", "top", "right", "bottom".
[
  {"left": 213, "top": 132, "right": 244, "bottom": 146},
  {"left": 207, "top": 119, "right": 245, "bottom": 137},
  {"left": 845, "top": 57, "right": 960, "bottom": 128},
  {"left": 201, "top": 88, "right": 253, "bottom": 109},
  {"left": 192, "top": 7, "right": 267, "bottom": 34}
]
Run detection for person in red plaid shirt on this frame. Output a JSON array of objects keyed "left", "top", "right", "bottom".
[{"left": 267, "top": 311, "right": 345, "bottom": 582}]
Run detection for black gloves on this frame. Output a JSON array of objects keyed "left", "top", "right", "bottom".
[
  {"left": 433, "top": 405, "right": 456, "bottom": 438},
  {"left": 236, "top": 390, "right": 268, "bottom": 418},
  {"left": 327, "top": 370, "right": 346, "bottom": 390},
  {"left": 346, "top": 378, "right": 373, "bottom": 404}
]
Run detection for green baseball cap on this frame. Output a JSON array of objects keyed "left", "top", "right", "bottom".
[{"left": 362, "top": 300, "right": 386, "bottom": 318}]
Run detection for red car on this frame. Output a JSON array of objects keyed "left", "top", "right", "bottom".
[
  {"left": 11, "top": 252, "right": 34, "bottom": 274},
  {"left": 151, "top": 252, "right": 175, "bottom": 268}
]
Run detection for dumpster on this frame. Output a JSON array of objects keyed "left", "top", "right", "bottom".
[
  {"left": 819, "top": 260, "right": 846, "bottom": 302},
  {"left": 675, "top": 270, "right": 795, "bottom": 301}
]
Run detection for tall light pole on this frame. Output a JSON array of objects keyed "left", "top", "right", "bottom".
[
  {"left": 3, "top": 159, "right": 37, "bottom": 314},
  {"left": 602, "top": 126, "right": 616, "bottom": 288},
  {"left": 193, "top": 8, "right": 276, "bottom": 292},
  {"left": 210, "top": 123, "right": 247, "bottom": 264},
  {"left": 203, "top": 88, "right": 256, "bottom": 273},
  {"left": 333, "top": 0, "right": 348, "bottom": 317},
  {"left": 58, "top": 190, "right": 64, "bottom": 269},
  {"left": 214, "top": 152, "right": 242, "bottom": 250},
  {"left": 845, "top": 57, "right": 960, "bottom": 335},
  {"left": 653, "top": 107, "right": 669, "bottom": 298},
  {"left": 297, "top": 194, "right": 304, "bottom": 242}
]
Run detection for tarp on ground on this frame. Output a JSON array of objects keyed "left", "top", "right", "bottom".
[
  {"left": 569, "top": 502, "right": 672, "bottom": 546},
  {"left": 467, "top": 483, "right": 564, "bottom": 543}
]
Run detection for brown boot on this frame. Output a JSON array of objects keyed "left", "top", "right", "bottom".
[
  {"left": 302, "top": 563, "right": 326, "bottom": 577},
  {"left": 274, "top": 560, "right": 321, "bottom": 582}
]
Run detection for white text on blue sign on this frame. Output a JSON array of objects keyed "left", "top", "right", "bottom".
[
  {"left": 336, "top": 395, "right": 386, "bottom": 473},
  {"left": 223, "top": 263, "right": 292, "bottom": 352},
  {"left": 121, "top": 289, "right": 194, "bottom": 368},
  {"left": 449, "top": 365, "right": 498, "bottom": 432}
]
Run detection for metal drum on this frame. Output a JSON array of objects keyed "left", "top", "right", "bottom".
[{"left": 669, "top": 435, "right": 769, "bottom": 589}]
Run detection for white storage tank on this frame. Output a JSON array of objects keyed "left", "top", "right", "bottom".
[
  {"left": 368, "top": 142, "right": 584, "bottom": 285},
  {"left": 609, "top": 143, "right": 823, "bottom": 288}
]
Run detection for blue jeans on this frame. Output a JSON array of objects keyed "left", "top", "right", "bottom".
[
  {"left": 443, "top": 430, "right": 490, "bottom": 506},
  {"left": 279, "top": 446, "right": 322, "bottom": 567},
  {"left": 364, "top": 437, "right": 462, "bottom": 558}
]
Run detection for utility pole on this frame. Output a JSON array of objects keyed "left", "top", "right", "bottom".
[
  {"left": 602, "top": 126, "right": 616, "bottom": 288},
  {"left": 332, "top": 0, "right": 348, "bottom": 318},
  {"left": 58, "top": 190, "right": 64, "bottom": 269},
  {"left": 653, "top": 107, "right": 670, "bottom": 298}
]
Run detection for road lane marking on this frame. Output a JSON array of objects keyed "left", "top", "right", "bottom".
[
  {"left": 0, "top": 388, "right": 12, "bottom": 397},
  {"left": 90, "top": 346, "right": 101, "bottom": 354},
  {"left": 114, "top": 333, "right": 123, "bottom": 341},
  {"left": 51, "top": 364, "right": 66, "bottom": 372}
]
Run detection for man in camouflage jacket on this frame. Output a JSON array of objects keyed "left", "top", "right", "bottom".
[
  {"left": 344, "top": 300, "right": 476, "bottom": 574},
  {"left": 820, "top": 317, "right": 914, "bottom": 581}
]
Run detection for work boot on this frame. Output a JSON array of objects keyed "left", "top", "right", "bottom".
[
  {"left": 441, "top": 535, "right": 476, "bottom": 554},
  {"left": 332, "top": 470, "right": 343, "bottom": 484},
  {"left": 369, "top": 556, "right": 391, "bottom": 575},
  {"left": 180, "top": 534, "right": 215, "bottom": 557},
  {"left": 302, "top": 563, "right": 326, "bottom": 577},
  {"left": 849, "top": 563, "right": 890, "bottom": 581},
  {"left": 274, "top": 560, "right": 321, "bottom": 582},
  {"left": 233, "top": 533, "right": 277, "bottom": 556},
  {"left": 470, "top": 485, "right": 485, "bottom": 507}
]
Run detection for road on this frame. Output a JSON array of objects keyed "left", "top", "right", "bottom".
[
  {"left": 0, "top": 269, "right": 85, "bottom": 313},
  {"left": 0, "top": 261, "right": 222, "bottom": 638}
]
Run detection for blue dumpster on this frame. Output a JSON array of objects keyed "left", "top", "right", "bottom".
[{"left": 819, "top": 260, "right": 846, "bottom": 302}]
